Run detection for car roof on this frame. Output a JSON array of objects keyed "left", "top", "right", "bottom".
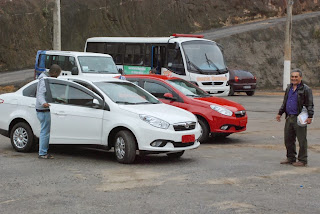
[
  {"left": 37, "top": 50, "right": 112, "bottom": 58},
  {"left": 58, "top": 75, "right": 126, "bottom": 83}
]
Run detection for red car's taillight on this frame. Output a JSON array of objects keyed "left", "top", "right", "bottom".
[{"left": 235, "top": 76, "right": 239, "bottom": 82}]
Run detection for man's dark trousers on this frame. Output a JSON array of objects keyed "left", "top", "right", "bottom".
[{"left": 284, "top": 115, "right": 308, "bottom": 163}]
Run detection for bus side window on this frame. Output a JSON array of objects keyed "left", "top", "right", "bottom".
[
  {"left": 125, "top": 44, "right": 143, "bottom": 65},
  {"left": 86, "top": 42, "right": 105, "bottom": 53},
  {"left": 45, "top": 55, "right": 52, "bottom": 69},
  {"left": 167, "top": 48, "right": 185, "bottom": 75}
]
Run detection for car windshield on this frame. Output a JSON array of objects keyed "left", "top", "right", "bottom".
[
  {"left": 182, "top": 41, "right": 227, "bottom": 75},
  {"left": 94, "top": 81, "right": 160, "bottom": 104},
  {"left": 167, "top": 79, "right": 211, "bottom": 98},
  {"left": 78, "top": 56, "right": 119, "bottom": 74}
]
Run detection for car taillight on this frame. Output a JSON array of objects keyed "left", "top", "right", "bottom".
[
  {"left": 235, "top": 76, "right": 239, "bottom": 82},
  {"left": 0, "top": 99, "right": 4, "bottom": 104},
  {"left": 254, "top": 76, "right": 256, "bottom": 80}
]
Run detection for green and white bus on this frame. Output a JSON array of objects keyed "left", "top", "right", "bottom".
[{"left": 85, "top": 34, "right": 230, "bottom": 96}]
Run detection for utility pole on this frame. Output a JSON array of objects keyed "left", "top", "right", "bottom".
[
  {"left": 53, "top": 0, "right": 61, "bottom": 50},
  {"left": 283, "top": 0, "right": 294, "bottom": 91}
]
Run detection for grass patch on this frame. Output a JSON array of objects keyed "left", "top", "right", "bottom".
[{"left": 0, "top": 85, "right": 16, "bottom": 94}]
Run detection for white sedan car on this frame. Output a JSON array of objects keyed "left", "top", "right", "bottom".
[{"left": 0, "top": 77, "right": 201, "bottom": 163}]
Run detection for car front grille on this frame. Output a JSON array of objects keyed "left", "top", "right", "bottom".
[
  {"left": 235, "top": 110, "right": 246, "bottom": 118},
  {"left": 172, "top": 142, "right": 195, "bottom": 147},
  {"left": 202, "top": 82, "right": 224, "bottom": 85},
  {"left": 173, "top": 122, "right": 196, "bottom": 131}
]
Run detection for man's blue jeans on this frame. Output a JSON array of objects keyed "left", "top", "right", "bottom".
[{"left": 37, "top": 111, "right": 51, "bottom": 156}]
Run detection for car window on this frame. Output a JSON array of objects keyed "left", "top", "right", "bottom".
[
  {"left": 49, "top": 82, "right": 101, "bottom": 108},
  {"left": 144, "top": 81, "right": 171, "bottom": 98},
  {"left": 167, "top": 79, "right": 209, "bottom": 97},
  {"left": 233, "top": 70, "right": 253, "bottom": 78},
  {"left": 94, "top": 81, "right": 159, "bottom": 104},
  {"left": 22, "top": 83, "right": 37, "bottom": 97}
]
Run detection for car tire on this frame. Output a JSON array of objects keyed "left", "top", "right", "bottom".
[
  {"left": 167, "top": 151, "right": 184, "bottom": 158},
  {"left": 10, "top": 122, "right": 35, "bottom": 152},
  {"left": 114, "top": 130, "right": 137, "bottom": 164},
  {"left": 229, "top": 86, "right": 235, "bottom": 96},
  {"left": 246, "top": 91, "right": 255, "bottom": 96},
  {"left": 198, "top": 118, "right": 210, "bottom": 143}
]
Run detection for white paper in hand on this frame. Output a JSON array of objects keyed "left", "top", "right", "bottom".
[{"left": 297, "top": 107, "right": 308, "bottom": 127}]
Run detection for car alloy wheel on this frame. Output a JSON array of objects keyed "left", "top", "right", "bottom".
[
  {"left": 13, "top": 127, "right": 28, "bottom": 149},
  {"left": 115, "top": 136, "right": 126, "bottom": 160}
]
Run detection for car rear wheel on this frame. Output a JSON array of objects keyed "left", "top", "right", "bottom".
[
  {"left": 167, "top": 151, "right": 184, "bottom": 158},
  {"left": 197, "top": 118, "right": 210, "bottom": 143},
  {"left": 246, "top": 91, "right": 255, "bottom": 96},
  {"left": 114, "top": 130, "right": 137, "bottom": 164},
  {"left": 10, "top": 122, "right": 35, "bottom": 152}
]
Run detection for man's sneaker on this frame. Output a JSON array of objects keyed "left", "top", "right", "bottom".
[
  {"left": 280, "top": 159, "right": 295, "bottom": 164},
  {"left": 292, "top": 161, "right": 307, "bottom": 167},
  {"left": 38, "top": 154, "right": 54, "bottom": 159}
]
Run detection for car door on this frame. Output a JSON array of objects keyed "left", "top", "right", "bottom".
[{"left": 45, "top": 78, "right": 104, "bottom": 145}]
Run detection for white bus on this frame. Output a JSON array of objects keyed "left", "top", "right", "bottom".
[{"left": 85, "top": 34, "right": 230, "bottom": 96}]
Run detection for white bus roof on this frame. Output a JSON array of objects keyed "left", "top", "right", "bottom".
[
  {"left": 40, "top": 50, "right": 112, "bottom": 58},
  {"left": 86, "top": 36, "right": 216, "bottom": 44}
]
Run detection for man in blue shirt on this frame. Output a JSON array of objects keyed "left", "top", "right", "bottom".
[
  {"left": 276, "top": 69, "right": 314, "bottom": 167},
  {"left": 36, "top": 64, "right": 61, "bottom": 159}
]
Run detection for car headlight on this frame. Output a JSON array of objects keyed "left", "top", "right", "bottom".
[
  {"left": 210, "top": 105, "right": 233, "bottom": 116},
  {"left": 139, "top": 114, "right": 170, "bottom": 129}
]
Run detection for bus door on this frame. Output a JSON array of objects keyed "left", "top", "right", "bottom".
[{"left": 151, "top": 45, "right": 166, "bottom": 74}]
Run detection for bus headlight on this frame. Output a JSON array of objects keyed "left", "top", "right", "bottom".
[
  {"left": 140, "top": 114, "right": 170, "bottom": 129},
  {"left": 210, "top": 105, "right": 233, "bottom": 116}
]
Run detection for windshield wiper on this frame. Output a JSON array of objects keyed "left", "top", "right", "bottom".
[
  {"left": 205, "top": 53, "right": 221, "bottom": 72},
  {"left": 115, "top": 101, "right": 136, "bottom": 105},
  {"left": 98, "top": 70, "right": 118, "bottom": 73},
  {"left": 185, "top": 55, "right": 205, "bottom": 74}
]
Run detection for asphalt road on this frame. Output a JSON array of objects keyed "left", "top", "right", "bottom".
[{"left": 1, "top": 93, "right": 319, "bottom": 214}]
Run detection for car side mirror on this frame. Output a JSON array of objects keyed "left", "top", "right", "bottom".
[
  {"left": 163, "top": 93, "right": 176, "bottom": 101},
  {"left": 92, "top": 99, "right": 101, "bottom": 108},
  {"left": 71, "top": 67, "right": 79, "bottom": 75}
]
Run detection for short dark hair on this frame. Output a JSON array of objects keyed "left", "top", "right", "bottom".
[{"left": 291, "top": 68, "right": 302, "bottom": 77}]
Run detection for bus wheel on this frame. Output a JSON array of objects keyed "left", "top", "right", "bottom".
[{"left": 114, "top": 130, "right": 136, "bottom": 164}]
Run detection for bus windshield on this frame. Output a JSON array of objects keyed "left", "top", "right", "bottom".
[
  {"left": 181, "top": 41, "right": 227, "bottom": 75},
  {"left": 78, "top": 56, "right": 119, "bottom": 74}
]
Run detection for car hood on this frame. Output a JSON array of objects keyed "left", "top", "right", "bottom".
[
  {"left": 119, "top": 103, "right": 196, "bottom": 124},
  {"left": 194, "top": 96, "right": 245, "bottom": 112}
]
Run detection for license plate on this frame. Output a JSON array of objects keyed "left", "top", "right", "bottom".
[
  {"left": 182, "top": 134, "right": 195, "bottom": 143},
  {"left": 243, "top": 86, "right": 251, "bottom": 89},
  {"left": 209, "top": 90, "right": 218, "bottom": 94}
]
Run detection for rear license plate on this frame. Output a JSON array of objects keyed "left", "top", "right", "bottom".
[
  {"left": 243, "top": 86, "right": 251, "bottom": 89},
  {"left": 182, "top": 134, "right": 195, "bottom": 143}
]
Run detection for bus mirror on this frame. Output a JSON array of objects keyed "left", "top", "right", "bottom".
[{"left": 71, "top": 67, "right": 79, "bottom": 75}]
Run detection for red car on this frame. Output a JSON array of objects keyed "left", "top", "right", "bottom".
[
  {"left": 124, "top": 75, "right": 247, "bottom": 143},
  {"left": 228, "top": 70, "right": 257, "bottom": 96}
]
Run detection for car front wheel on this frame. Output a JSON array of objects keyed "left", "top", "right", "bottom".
[
  {"left": 114, "top": 130, "right": 137, "bottom": 164},
  {"left": 10, "top": 122, "right": 35, "bottom": 152},
  {"left": 198, "top": 118, "right": 210, "bottom": 143}
]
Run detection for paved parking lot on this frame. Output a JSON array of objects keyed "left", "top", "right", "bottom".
[{"left": 0, "top": 93, "right": 319, "bottom": 214}]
